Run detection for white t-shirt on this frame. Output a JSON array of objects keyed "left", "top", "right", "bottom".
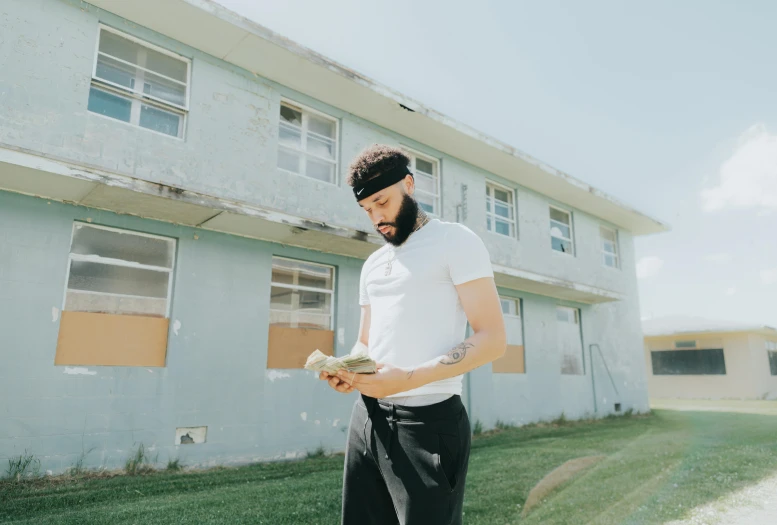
[{"left": 359, "top": 219, "right": 494, "bottom": 399}]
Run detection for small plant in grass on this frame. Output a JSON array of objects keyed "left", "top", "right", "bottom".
[
  {"left": 551, "top": 412, "right": 567, "bottom": 426},
  {"left": 307, "top": 445, "right": 327, "bottom": 459},
  {"left": 472, "top": 420, "right": 483, "bottom": 436},
  {"left": 68, "top": 446, "right": 96, "bottom": 477},
  {"left": 125, "top": 444, "right": 155, "bottom": 475},
  {"left": 166, "top": 457, "right": 182, "bottom": 471},
  {"left": 624, "top": 408, "right": 634, "bottom": 417},
  {"left": 495, "top": 419, "right": 512, "bottom": 431},
  {"left": 6, "top": 450, "right": 40, "bottom": 481}
]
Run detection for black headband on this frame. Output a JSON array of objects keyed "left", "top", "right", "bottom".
[{"left": 353, "top": 164, "right": 412, "bottom": 201}]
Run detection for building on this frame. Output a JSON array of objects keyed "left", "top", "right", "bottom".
[
  {"left": 643, "top": 316, "right": 777, "bottom": 400},
  {"left": 0, "top": 0, "right": 668, "bottom": 474}
]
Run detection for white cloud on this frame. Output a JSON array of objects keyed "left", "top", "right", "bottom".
[
  {"left": 703, "top": 253, "right": 732, "bottom": 264},
  {"left": 702, "top": 124, "right": 777, "bottom": 212},
  {"left": 725, "top": 287, "right": 738, "bottom": 296},
  {"left": 761, "top": 268, "right": 777, "bottom": 285},
  {"left": 636, "top": 256, "right": 664, "bottom": 279}
]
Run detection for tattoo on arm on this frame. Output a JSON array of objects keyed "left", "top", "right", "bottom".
[
  {"left": 440, "top": 342, "right": 473, "bottom": 365},
  {"left": 406, "top": 369, "right": 415, "bottom": 380}
]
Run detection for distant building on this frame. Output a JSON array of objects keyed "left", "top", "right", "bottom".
[{"left": 643, "top": 316, "right": 777, "bottom": 400}]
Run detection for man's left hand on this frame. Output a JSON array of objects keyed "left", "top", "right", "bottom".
[{"left": 336, "top": 363, "right": 417, "bottom": 398}]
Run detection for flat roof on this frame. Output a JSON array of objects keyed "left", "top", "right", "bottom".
[
  {"left": 87, "top": 0, "right": 670, "bottom": 236},
  {"left": 643, "top": 315, "right": 777, "bottom": 337}
]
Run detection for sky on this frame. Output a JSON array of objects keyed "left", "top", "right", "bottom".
[{"left": 215, "top": 0, "right": 777, "bottom": 327}]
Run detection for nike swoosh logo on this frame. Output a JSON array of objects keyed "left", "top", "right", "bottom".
[{"left": 357, "top": 189, "right": 364, "bottom": 195}]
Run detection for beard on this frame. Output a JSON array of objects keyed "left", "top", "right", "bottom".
[{"left": 377, "top": 193, "right": 420, "bottom": 246}]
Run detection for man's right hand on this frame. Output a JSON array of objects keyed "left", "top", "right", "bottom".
[{"left": 320, "top": 370, "right": 355, "bottom": 394}]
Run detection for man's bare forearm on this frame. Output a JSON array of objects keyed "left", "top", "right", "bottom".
[{"left": 407, "top": 330, "right": 506, "bottom": 389}]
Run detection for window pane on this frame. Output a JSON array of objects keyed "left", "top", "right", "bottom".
[
  {"left": 600, "top": 227, "right": 616, "bottom": 243},
  {"left": 486, "top": 198, "right": 491, "bottom": 213},
  {"left": 99, "top": 30, "right": 141, "bottom": 66},
  {"left": 495, "top": 202, "right": 511, "bottom": 219},
  {"left": 280, "top": 105, "right": 302, "bottom": 126},
  {"left": 675, "top": 340, "right": 697, "bottom": 348},
  {"left": 494, "top": 188, "right": 510, "bottom": 203},
  {"left": 552, "top": 238, "right": 573, "bottom": 254},
  {"left": 142, "top": 70, "right": 186, "bottom": 107},
  {"left": 278, "top": 149, "right": 301, "bottom": 173},
  {"left": 306, "top": 158, "right": 334, "bottom": 183},
  {"left": 500, "top": 298, "right": 516, "bottom": 315},
  {"left": 96, "top": 54, "right": 137, "bottom": 90},
  {"left": 88, "top": 87, "right": 132, "bottom": 122},
  {"left": 550, "top": 208, "right": 570, "bottom": 225},
  {"left": 65, "top": 290, "right": 167, "bottom": 317},
  {"left": 139, "top": 104, "right": 181, "bottom": 137},
  {"left": 67, "top": 261, "right": 169, "bottom": 298},
  {"left": 415, "top": 172, "right": 436, "bottom": 194},
  {"left": 417, "top": 193, "right": 436, "bottom": 214},
  {"left": 496, "top": 220, "right": 511, "bottom": 236},
  {"left": 651, "top": 349, "right": 726, "bottom": 375},
  {"left": 604, "top": 254, "right": 616, "bottom": 267},
  {"left": 272, "top": 258, "right": 333, "bottom": 290},
  {"left": 71, "top": 225, "right": 174, "bottom": 268},
  {"left": 550, "top": 223, "right": 571, "bottom": 240},
  {"left": 769, "top": 351, "right": 777, "bottom": 376},
  {"left": 307, "top": 135, "right": 335, "bottom": 159},
  {"left": 270, "top": 286, "right": 294, "bottom": 310},
  {"left": 415, "top": 158, "right": 434, "bottom": 175},
  {"left": 279, "top": 123, "right": 302, "bottom": 147},
  {"left": 486, "top": 216, "right": 492, "bottom": 231},
  {"left": 557, "top": 308, "right": 570, "bottom": 322},
  {"left": 308, "top": 114, "right": 335, "bottom": 138},
  {"left": 143, "top": 47, "right": 188, "bottom": 84},
  {"left": 603, "top": 241, "right": 616, "bottom": 254}
]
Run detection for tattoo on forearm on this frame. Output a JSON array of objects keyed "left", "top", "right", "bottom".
[
  {"left": 406, "top": 369, "right": 415, "bottom": 380},
  {"left": 440, "top": 342, "right": 473, "bottom": 365}
]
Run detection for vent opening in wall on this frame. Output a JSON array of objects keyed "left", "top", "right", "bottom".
[
  {"left": 614, "top": 403, "right": 622, "bottom": 412},
  {"left": 176, "top": 426, "right": 207, "bottom": 445}
]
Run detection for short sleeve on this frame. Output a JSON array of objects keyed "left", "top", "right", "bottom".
[
  {"left": 446, "top": 224, "right": 494, "bottom": 285},
  {"left": 359, "top": 258, "right": 371, "bottom": 306}
]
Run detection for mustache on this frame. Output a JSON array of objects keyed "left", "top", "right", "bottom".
[{"left": 376, "top": 223, "right": 395, "bottom": 229}]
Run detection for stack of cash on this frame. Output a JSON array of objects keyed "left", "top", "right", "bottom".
[{"left": 304, "top": 349, "right": 377, "bottom": 374}]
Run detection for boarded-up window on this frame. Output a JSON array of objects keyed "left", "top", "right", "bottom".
[
  {"left": 651, "top": 349, "right": 726, "bottom": 375},
  {"left": 557, "top": 306, "right": 584, "bottom": 375},
  {"left": 268, "top": 257, "right": 335, "bottom": 368},
  {"left": 55, "top": 223, "right": 175, "bottom": 366},
  {"left": 492, "top": 297, "right": 524, "bottom": 373}
]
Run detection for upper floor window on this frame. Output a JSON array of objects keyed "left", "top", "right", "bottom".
[
  {"left": 550, "top": 206, "right": 574, "bottom": 255},
  {"left": 403, "top": 148, "right": 440, "bottom": 215},
  {"left": 486, "top": 182, "right": 516, "bottom": 237},
  {"left": 600, "top": 226, "right": 620, "bottom": 268},
  {"left": 87, "top": 26, "right": 190, "bottom": 138},
  {"left": 278, "top": 101, "right": 338, "bottom": 184}
]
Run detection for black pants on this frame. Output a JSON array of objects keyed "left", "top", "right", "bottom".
[{"left": 341, "top": 393, "right": 471, "bottom": 525}]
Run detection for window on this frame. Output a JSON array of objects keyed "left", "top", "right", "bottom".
[
  {"left": 493, "top": 297, "right": 525, "bottom": 373},
  {"left": 557, "top": 306, "right": 584, "bottom": 375},
  {"left": 767, "top": 341, "right": 777, "bottom": 376},
  {"left": 550, "top": 207, "right": 574, "bottom": 255},
  {"left": 278, "top": 101, "right": 338, "bottom": 184},
  {"left": 404, "top": 149, "right": 440, "bottom": 215},
  {"left": 651, "top": 349, "right": 726, "bottom": 375},
  {"left": 64, "top": 223, "right": 176, "bottom": 317},
  {"left": 675, "top": 340, "right": 697, "bottom": 349},
  {"left": 88, "top": 26, "right": 190, "bottom": 138},
  {"left": 55, "top": 223, "right": 176, "bottom": 367},
  {"left": 270, "top": 257, "right": 334, "bottom": 330},
  {"left": 600, "top": 226, "right": 620, "bottom": 268},
  {"left": 486, "top": 183, "right": 516, "bottom": 237}
]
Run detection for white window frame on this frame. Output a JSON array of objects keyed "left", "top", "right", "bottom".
[
  {"left": 550, "top": 205, "right": 575, "bottom": 256},
  {"left": 269, "top": 256, "right": 336, "bottom": 331},
  {"left": 402, "top": 146, "right": 441, "bottom": 216},
  {"left": 89, "top": 25, "right": 191, "bottom": 139},
  {"left": 486, "top": 181, "right": 517, "bottom": 238},
  {"left": 277, "top": 98, "right": 340, "bottom": 185},
  {"left": 500, "top": 296, "right": 521, "bottom": 318},
  {"left": 62, "top": 222, "right": 177, "bottom": 318},
  {"left": 600, "top": 226, "right": 620, "bottom": 269}
]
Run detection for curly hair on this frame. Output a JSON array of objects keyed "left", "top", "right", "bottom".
[{"left": 347, "top": 144, "right": 410, "bottom": 187}]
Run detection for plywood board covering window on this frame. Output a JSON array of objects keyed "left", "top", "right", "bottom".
[
  {"left": 268, "top": 257, "right": 335, "bottom": 369},
  {"left": 55, "top": 223, "right": 176, "bottom": 366},
  {"left": 492, "top": 297, "right": 525, "bottom": 373}
]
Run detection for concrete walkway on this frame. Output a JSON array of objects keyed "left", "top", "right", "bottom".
[{"left": 665, "top": 473, "right": 777, "bottom": 525}]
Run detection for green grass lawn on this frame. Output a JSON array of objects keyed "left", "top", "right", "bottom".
[{"left": 3, "top": 409, "right": 777, "bottom": 524}]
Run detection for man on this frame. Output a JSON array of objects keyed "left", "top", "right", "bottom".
[{"left": 320, "top": 144, "right": 506, "bottom": 525}]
